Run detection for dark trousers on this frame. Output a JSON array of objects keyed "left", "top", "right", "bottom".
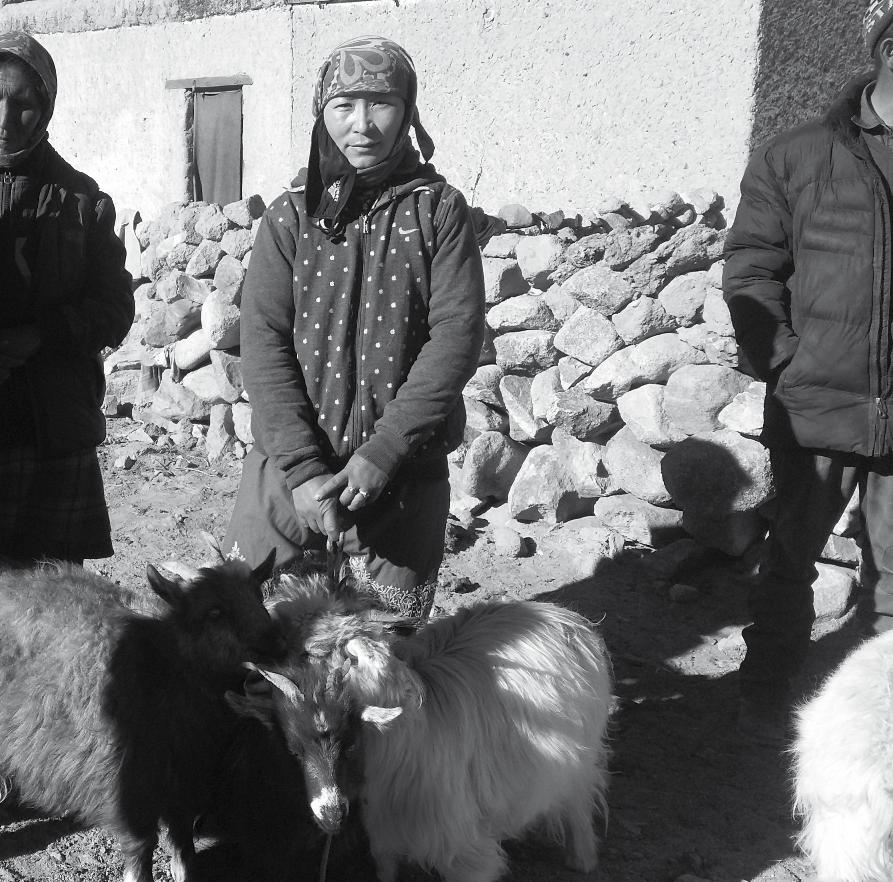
[{"left": 740, "top": 447, "right": 893, "bottom": 698}]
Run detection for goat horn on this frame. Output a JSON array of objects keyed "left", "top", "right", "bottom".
[
  {"left": 200, "top": 530, "right": 226, "bottom": 562},
  {"left": 160, "top": 561, "right": 200, "bottom": 581},
  {"left": 247, "top": 664, "right": 304, "bottom": 704}
]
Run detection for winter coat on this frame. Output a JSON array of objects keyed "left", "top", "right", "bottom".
[
  {"left": 723, "top": 74, "right": 893, "bottom": 456},
  {"left": 0, "top": 141, "right": 134, "bottom": 455},
  {"left": 240, "top": 166, "right": 486, "bottom": 489}
]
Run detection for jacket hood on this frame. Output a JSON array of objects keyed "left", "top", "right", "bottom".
[{"left": 0, "top": 31, "right": 57, "bottom": 168}]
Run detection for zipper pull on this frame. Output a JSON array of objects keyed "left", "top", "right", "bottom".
[
  {"left": 362, "top": 214, "right": 371, "bottom": 235},
  {"left": 879, "top": 397, "right": 889, "bottom": 419},
  {"left": 1, "top": 171, "right": 13, "bottom": 185}
]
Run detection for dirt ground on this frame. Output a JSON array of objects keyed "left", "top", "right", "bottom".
[{"left": 0, "top": 416, "right": 860, "bottom": 882}]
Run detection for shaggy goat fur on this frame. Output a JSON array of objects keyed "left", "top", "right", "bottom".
[
  {"left": 793, "top": 630, "right": 893, "bottom": 882},
  {"left": 242, "top": 576, "right": 612, "bottom": 882},
  {"left": 0, "top": 555, "right": 281, "bottom": 882}
]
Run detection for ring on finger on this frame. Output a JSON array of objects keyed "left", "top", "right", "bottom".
[
  {"left": 345, "top": 485, "right": 357, "bottom": 496},
  {"left": 355, "top": 488, "right": 370, "bottom": 500}
]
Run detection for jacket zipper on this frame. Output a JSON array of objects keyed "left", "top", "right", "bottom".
[
  {"left": 873, "top": 171, "right": 892, "bottom": 456},
  {"left": 0, "top": 170, "right": 12, "bottom": 213},
  {"left": 349, "top": 211, "right": 374, "bottom": 451}
]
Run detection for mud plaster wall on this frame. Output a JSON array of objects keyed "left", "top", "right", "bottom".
[
  {"left": 31, "top": 9, "right": 293, "bottom": 217},
  {"left": 13, "top": 0, "right": 860, "bottom": 218},
  {"left": 750, "top": 0, "right": 866, "bottom": 149}
]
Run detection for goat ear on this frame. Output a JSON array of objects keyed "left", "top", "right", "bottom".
[
  {"left": 361, "top": 705, "right": 403, "bottom": 730},
  {"left": 146, "top": 564, "right": 185, "bottom": 609},
  {"left": 252, "top": 549, "right": 277, "bottom": 586},
  {"left": 225, "top": 690, "right": 275, "bottom": 728}
]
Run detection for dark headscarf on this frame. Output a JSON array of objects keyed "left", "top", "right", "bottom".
[
  {"left": 0, "top": 32, "right": 57, "bottom": 169},
  {"left": 306, "top": 36, "right": 435, "bottom": 233}
]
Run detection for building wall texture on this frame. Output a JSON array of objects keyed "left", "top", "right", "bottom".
[{"left": 0, "top": 0, "right": 869, "bottom": 218}]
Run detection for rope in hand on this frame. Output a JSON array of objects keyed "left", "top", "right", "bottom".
[
  {"left": 326, "top": 531, "right": 345, "bottom": 591},
  {"left": 319, "top": 832, "right": 333, "bottom": 882}
]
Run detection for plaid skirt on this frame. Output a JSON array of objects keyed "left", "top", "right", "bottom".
[{"left": 0, "top": 445, "right": 113, "bottom": 563}]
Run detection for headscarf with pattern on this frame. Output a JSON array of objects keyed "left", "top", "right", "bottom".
[
  {"left": 306, "top": 35, "right": 435, "bottom": 233},
  {"left": 0, "top": 31, "right": 57, "bottom": 169}
]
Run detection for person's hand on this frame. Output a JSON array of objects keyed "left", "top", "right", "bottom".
[
  {"left": 0, "top": 325, "right": 41, "bottom": 369},
  {"left": 314, "top": 454, "right": 390, "bottom": 513},
  {"left": 291, "top": 474, "right": 345, "bottom": 541}
]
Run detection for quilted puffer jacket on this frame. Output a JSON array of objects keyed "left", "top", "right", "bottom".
[{"left": 724, "top": 74, "right": 893, "bottom": 455}]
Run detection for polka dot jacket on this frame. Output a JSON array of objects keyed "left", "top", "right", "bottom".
[{"left": 240, "top": 171, "right": 486, "bottom": 491}]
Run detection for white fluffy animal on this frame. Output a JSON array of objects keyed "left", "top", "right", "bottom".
[
  {"left": 247, "top": 586, "right": 613, "bottom": 882},
  {"left": 793, "top": 630, "right": 893, "bottom": 882}
]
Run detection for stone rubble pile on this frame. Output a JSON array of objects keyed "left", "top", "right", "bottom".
[{"left": 105, "top": 189, "right": 860, "bottom": 618}]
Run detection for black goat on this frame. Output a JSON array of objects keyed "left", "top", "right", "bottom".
[{"left": 0, "top": 553, "right": 281, "bottom": 882}]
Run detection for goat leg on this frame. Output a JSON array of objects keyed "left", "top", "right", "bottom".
[
  {"left": 119, "top": 828, "right": 157, "bottom": 882},
  {"left": 165, "top": 817, "right": 197, "bottom": 882}
]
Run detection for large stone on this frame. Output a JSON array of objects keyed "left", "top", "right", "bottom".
[
  {"left": 498, "top": 203, "right": 534, "bottom": 229},
  {"left": 530, "top": 365, "right": 562, "bottom": 420},
  {"left": 514, "top": 234, "right": 564, "bottom": 288},
  {"left": 220, "top": 227, "right": 254, "bottom": 261},
  {"left": 213, "top": 256, "right": 247, "bottom": 304},
  {"left": 486, "top": 293, "right": 558, "bottom": 332},
  {"left": 593, "top": 494, "right": 685, "bottom": 547},
  {"left": 612, "top": 295, "right": 676, "bottom": 345},
  {"left": 223, "top": 194, "right": 266, "bottom": 228},
  {"left": 604, "top": 426, "right": 672, "bottom": 506},
  {"left": 563, "top": 232, "right": 608, "bottom": 269},
  {"left": 482, "top": 233, "right": 520, "bottom": 259},
  {"left": 232, "top": 400, "right": 254, "bottom": 445},
  {"left": 181, "top": 364, "right": 229, "bottom": 405},
  {"left": 202, "top": 289, "right": 241, "bottom": 349},
  {"left": 580, "top": 332, "right": 707, "bottom": 400},
  {"left": 156, "top": 201, "right": 189, "bottom": 238},
  {"left": 661, "top": 429, "right": 775, "bottom": 518},
  {"left": 553, "top": 307, "right": 624, "bottom": 367},
  {"left": 813, "top": 562, "right": 859, "bottom": 622},
  {"left": 463, "top": 364, "right": 505, "bottom": 409},
  {"left": 494, "top": 330, "right": 558, "bottom": 375},
  {"left": 482, "top": 257, "right": 529, "bottom": 305},
  {"left": 508, "top": 446, "right": 593, "bottom": 523},
  {"left": 156, "top": 271, "right": 209, "bottom": 304},
  {"left": 602, "top": 225, "right": 665, "bottom": 270},
  {"left": 655, "top": 224, "right": 727, "bottom": 278},
  {"left": 173, "top": 328, "right": 213, "bottom": 371},
  {"left": 701, "top": 289, "right": 735, "bottom": 336},
  {"left": 150, "top": 371, "right": 213, "bottom": 421},
  {"left": 560, "top": 264, "right": 637, "bottom": 316},
  {"left": 194, "top": 204, "right": 232, "bottom": 242},
  {"left": 542, "top": 284, "right": 579, "bottom": 325},
  {"left": 207, "top": 403, "right": 235, "bottom": 462},
  {"left": 617, "top": 383, "right": 688, "bottom": 449},
  {"left": 657, "top": 271, "right": 712, "bottom": 326},
  {"left": 461, "top": 430, "right": 529, "bottom": 502},
  {"left": 103, "top": 368, "right": 142, "bottom": 410},
  {"left": 663, "top": 363, "right": 753, "bottom": 434},
  {"left": 558, "top": 355, "right": 592, "bottom": 389},
  {"left": 551, "top": 429, "right": 617, "bottom": 497},
  {"left": 144, "top": 299, "right": 203, "bottom": 347},
  {"left": 546, "top": 390, "right": 621, "bottom": 441},
  {"left": 210, "top": 349, "right": 244, "bottom": 403},
  {"left": 718, "top": 381, "right": 766, "bottom": 437},
  {"left": 140, "top": 242, "right": 166, "bottom": 281},
  {"left": 622, "top": 251, "right": 668, "bottom": 297},
  {"left": 820, "top": 534, "right": 861, "bottom": 568},
  {"left": 463, "top": 397, "right": 509, "bottom": 439},
  {"left": 682, "top": 509, "right": 767, "bottom": 557},
  {"left": 185, "top": 239, "right": 226, "bottom": 278},
  {"left": 500, "top": 374, "right": 552, "bottom": 443}
]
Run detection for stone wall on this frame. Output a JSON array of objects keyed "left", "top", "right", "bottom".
[
  {"left": 105, "top": 184, "right": 861, "bottom": 614},
  {"left": 0, "top": 0, "right": 802, "bottom": 218}
]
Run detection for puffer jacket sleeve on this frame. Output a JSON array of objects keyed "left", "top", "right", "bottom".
[
  {"left": 240, "top": 205, "right": 330, "bottom": 489},
  {"left": 38, "top": 192, "right": 134, "bottom": 354},
  {"left": 723, "top": 143, "right": 799, "bottom": 382},
  {"left": 356, "top": 187, "right": 486, "bottom": 479}
]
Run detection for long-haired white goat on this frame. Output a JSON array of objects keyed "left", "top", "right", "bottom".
[
  {"left": 241, "top": 580, "right": 613, "bottom": 882},
  {"left": 793, "top": 630, "right": 893, "bottom": 882}
]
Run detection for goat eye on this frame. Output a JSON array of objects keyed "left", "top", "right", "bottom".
[{"left": 207, "top": 608, "right": 222, "bottom": 620}]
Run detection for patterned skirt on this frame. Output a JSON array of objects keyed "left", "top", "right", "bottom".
[{"left": 0, "top": 445, "right": 113, "bottom": 563}]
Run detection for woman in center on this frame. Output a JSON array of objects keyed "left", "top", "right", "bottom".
[{"left": 224, "top": 35, "right": 485, "bottom": 620}]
